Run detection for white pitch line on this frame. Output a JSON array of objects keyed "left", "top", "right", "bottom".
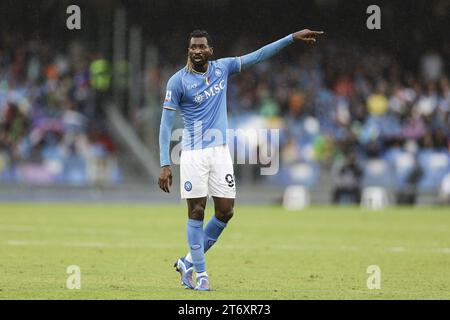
[
  {"left": 5, "top": 240, "right": 450, "bottom": 255},
  {"left": 435, "top": 248, "right": 450, "bottom": 254},
  {"left": 387, "top": 246, "right": 406, "bottom": 252},
  {"left": 5, "top": 240, "right": 184, "bottom": 249},
  {"left": 0, "top": 225, "right": 131, "bottom": 236}
]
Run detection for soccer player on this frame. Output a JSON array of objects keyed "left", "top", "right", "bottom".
[{"left": 159, "top": 29, "right": 324, "bottom": 291}]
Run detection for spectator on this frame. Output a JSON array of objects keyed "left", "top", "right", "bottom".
[
  {"left": 396, "top": 154, "right": 423, "bottom": 205},
  {"left": 331, "top": 153, "right": 363, "bottom": 204},
  {"left": 421, "top": 50, "right": 444, "bottom": 83}
]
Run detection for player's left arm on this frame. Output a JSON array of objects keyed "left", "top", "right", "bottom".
[
  {"left": 158, "top": 108, "right": 175, "bottom": 193},
  {"left": 158, "top": 74, "right": 181, "bottom": 193},
  {"left": 239, "top": 29, "right": 324, "bottom": 71}
]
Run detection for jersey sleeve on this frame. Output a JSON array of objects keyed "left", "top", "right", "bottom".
[
  {"left": 162, "top": 73, "right": 182, "bottom": 110},
  {"left": 240, "top": 34, "right": 294, "bottom": 71},
  {"left": 218, "top": 57, "right": 241, "bottom": 76}
]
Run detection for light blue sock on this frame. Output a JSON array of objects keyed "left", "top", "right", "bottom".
[
  {"left": 204, "top": 216, "right": 227, "bottom": 253},
  {"left": 187, "top": 219, "right": 205, "bottom": 273}
]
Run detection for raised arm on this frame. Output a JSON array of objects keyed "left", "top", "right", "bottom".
[{"left": 240, "top": 29, "right": 324, "bottom": 70}]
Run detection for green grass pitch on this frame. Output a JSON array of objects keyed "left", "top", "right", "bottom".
[{"left": 0, "top": 203, "right": 449, "bottom": 299}]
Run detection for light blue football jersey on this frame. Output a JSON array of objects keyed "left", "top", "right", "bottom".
[{"left": 163, "top": 57, "right": 241, "bottom": 150}]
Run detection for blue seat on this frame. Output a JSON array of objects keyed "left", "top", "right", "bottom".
[
  {"left": 418, "top": 151, "right": 450, "bottom": 192},
  {"left": 266, "top": 166, "right": 292, "bottom": 186},
  {"left": 288, "top": 162, "right": 320, "bottom": 187},
  {"left": 362, "top": 159, "right": 393, "bottom": 188},
  {"left": 385, "top": 150, "right": 416, "bottom": 189},
  {"left": 266, "top": 161, "right": 319, "bottom": 188},
  {"left": 63, "top": 155, "right": 88, "bottom": 186},
  {"left": 42, "top": 145, "right": 65, "bottom": 182}
]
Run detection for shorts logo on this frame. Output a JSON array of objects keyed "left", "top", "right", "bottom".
[
  {"left": 184, "top": 181, "right": 192, "bottom": 191},
  {"left": 193, "top": 94, "right": 204, "bottom": 104},
  {"left": 215, "top": 68, "right": 222, "bottom": 77}
]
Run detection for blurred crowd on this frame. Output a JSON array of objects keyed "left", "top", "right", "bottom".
[
  {"left": 0, "top": 36, "right": 120, "bottom": 186},
  {"left": 234, "top": 40, "right": 449, "bottom": 202},
  {"left": 222, "top": 40, "right": 449, "bottom": 162},
  {"left": 230, "top": 40, "right": 449, "bottom": 202},
  {"left": 1, "top": 32, "right": 449, "bottom": 200}
]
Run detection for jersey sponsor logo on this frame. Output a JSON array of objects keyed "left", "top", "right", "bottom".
[
  {"left": 203, "top": 80, "right": 226, "bottom": 100},
  {"left": 214, "top": 68, "right": 222, "bottom": 77},
  {"left": 193, "top": 93, "right": 204, "bottom": 104},
  {"left": 184, "top": 181, "right": 192, "bottom": 191},
  {"left": 164, "top": 90, "right": 172, "bottom": 102}
]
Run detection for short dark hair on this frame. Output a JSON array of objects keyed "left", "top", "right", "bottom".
[{"left": 188, "top": 30, "right": 213, "bottom": 47}]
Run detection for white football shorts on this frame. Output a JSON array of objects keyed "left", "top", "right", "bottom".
[{"left": 180, "top": 144, "right": 236, "bottom": 199}]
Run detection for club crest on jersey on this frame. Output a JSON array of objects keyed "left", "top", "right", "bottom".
[
  {"left": 194, "top": 93, "right": 204, "bottom": 104},
  {"left": 215, "top": 68, "right": 222, "bottom": 77}
]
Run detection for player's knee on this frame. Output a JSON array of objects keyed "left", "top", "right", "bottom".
[
  {"left": 216, "top": 208, "right": 234, "bottom": 223},
  {"left": 189, "top": 205, "right": 205, "bottom": 220}
]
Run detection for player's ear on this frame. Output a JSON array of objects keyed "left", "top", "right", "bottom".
[{"left": 209, "top": 47, "right": 214, "bottom": 56}]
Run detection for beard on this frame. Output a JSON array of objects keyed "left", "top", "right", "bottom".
[{"left": 189, "top": 55, "right": 208, "bottom": 69}]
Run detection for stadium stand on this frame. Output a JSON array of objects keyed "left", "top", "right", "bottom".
[
  {"left": 0, "top": 39, "right": 121, "bottom": 186},
  {"left": 0, "top": 1, "right": 448, "bottom": 205}
]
